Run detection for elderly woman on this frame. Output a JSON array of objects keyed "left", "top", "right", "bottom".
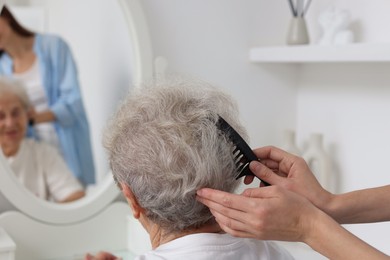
[
  {"left": 100, "top": 79, "right": 294, "bottom": 259},
  {"left": 0, "top": 77, "right": 84, "bottom": 202}
]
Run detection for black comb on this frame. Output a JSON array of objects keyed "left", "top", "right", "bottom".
[{"left": 216, "top": 116, "right": 270, "bottom": 186}]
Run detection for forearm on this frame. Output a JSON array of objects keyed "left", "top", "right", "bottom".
[
  {"left": 59, "top": 190, "right": 85, "bottom": 203},
  {"left": 34, "top": 110, "right": 56, "bottom": 124},
  {"left": 305, "top": 209, "right": 389, "bottom": 260},
  {"left": 324, "top": 185, "right": 390, "bottom": 224}
]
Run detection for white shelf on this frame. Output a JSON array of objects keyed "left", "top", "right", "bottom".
[{"left": 249, "top": 43, "right": 390, "bottom": 63}]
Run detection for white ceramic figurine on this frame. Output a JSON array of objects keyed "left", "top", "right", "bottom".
[{"left": 318, "top": 7, "right": 354, "bottom": 45}]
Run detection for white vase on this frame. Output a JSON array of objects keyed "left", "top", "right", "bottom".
[
  {"left": 302, "top": 133, "right": 332, "bottom": 191},
  {"left": 281, "top": 130, "right": 301, "bottom": 156}
]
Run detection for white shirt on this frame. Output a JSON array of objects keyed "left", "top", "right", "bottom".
[
  {"left": 135, "top": 233, "right": 294, "bottom": 260},
  {"left": 13, "top": 59, "right": 60, "bottom": 149},
  {"left": 7, "top": 139, "right": 83, "bottom": 202}
]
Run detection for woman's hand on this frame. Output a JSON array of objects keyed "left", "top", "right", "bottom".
[
  {"left": 197, "top": 186, "right": 320, "bottom": 242},
  {"left": 248, "top": 146, "right": 334, "bottom": 214}
]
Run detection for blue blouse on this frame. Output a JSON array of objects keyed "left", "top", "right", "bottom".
[{"left": 0, "top": 34, "right": 95, "bottom": 186}]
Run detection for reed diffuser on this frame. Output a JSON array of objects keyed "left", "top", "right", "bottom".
[
  {"left": 288, "top": 0, "right": 312, "bottom": 17},
  {"left": 286, "top": 0, "right": 312, "bottom": 45}
]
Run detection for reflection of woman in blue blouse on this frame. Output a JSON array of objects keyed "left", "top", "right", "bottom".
[{"left": 0, "top": 5, "right": 95, "bottom": 186}]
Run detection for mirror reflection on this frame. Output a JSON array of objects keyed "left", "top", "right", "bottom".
[
  {"left": 0, "top": 5, "right": 95, "bottom": 188},
  {"left": 0, "top": 0, "right": 134, "bottom": 202},
  {"left": 0, "top": 77, "right": 85, "bottom": 202}
]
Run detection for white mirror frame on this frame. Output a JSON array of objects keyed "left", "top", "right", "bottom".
[{"left": 0, "top": 0, "right": 153, "bottom": 225}]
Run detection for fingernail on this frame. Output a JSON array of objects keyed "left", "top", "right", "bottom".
[{"left": 196, "top": 189, "right": 203, "bottom": 196}]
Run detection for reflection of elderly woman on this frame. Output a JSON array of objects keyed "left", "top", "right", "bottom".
[
  {"left": 0, "top": 78, "right": 85, "bottom": 202},
  {"left": 102, "top": 80, "right": 293, "bottom": 259},
  {"left": 0, "top": 5, "right": 95, "bottom": 186}
]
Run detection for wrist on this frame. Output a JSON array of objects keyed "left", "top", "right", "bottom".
[
  {"left": 302, "top": 207, "right": 335, "bottom": 248},
  {"left": 300, "top": 208, "right": 321, "bottom": 245},
  {"left": 302, "top": 209, "right": 343, "bottom": 259},
  {"left": 309, "top": 186, "right": 335, "bottom": 215},
  {"left": 321, "top": 193, "right": 344, "bottom": 222}
]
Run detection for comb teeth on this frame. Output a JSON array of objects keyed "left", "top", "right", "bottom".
[
  {"left": 216, "top": 115, "right": 270, "bottom": 185},
  {"left": 233, "top": 146, "right": 249, "bottom": 177},
  {"left": 234, "top": 153, "right": 251, "bottom": 179}
]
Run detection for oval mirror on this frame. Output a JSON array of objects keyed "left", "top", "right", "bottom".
[{"left": 0, "top": 0, "right": 153, "bottom": 224}]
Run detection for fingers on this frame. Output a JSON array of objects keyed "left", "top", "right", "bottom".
[
  {"left": 249, "top": 161, "right": 286, "bottom": 186},
  {"left": 253, "top": 146, "right": 286, "bottom": 162},
  {"left": 197, "top": 188, "right": 272, "bottom": 232},
  {"left": 254, "top": 146, "right": 297, "bottom": 167},
  {"left": 197, "top": 188, "right": 270, "bottom": 239},
  {"left": 210, "top": 208, "right": 257, "bottom": 239},
  {"left": 259, "top": 159, "right": 280, "bottom": 171},
  {"left": 197, "top": 187, "right": 279, "bottom": 221},
  {"left": 254, "top": 146, "right": 303, "bottom": 177},
  {"left": 84, "top": 254, "right": 93, "bottom": 260},
  {"left": 197, "top": 188, "right": 250, "bottom": 213},
  {"left": 210, "top": 208, "right": 246, "bottom": 232},
  {"left": 84, "top": 252, "right": 120, "bottom": 260}
]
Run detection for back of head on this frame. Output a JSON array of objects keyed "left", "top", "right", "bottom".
[{"left": 103, "top": 78, "right": 248, "bottom": 233}]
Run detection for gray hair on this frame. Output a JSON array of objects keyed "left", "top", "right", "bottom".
[
  {"left": 103, "top": 78, "right": 249, "bottom": 233},
  {"left": 0, "top": 77, "right": 31, "bottom": 109}
]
